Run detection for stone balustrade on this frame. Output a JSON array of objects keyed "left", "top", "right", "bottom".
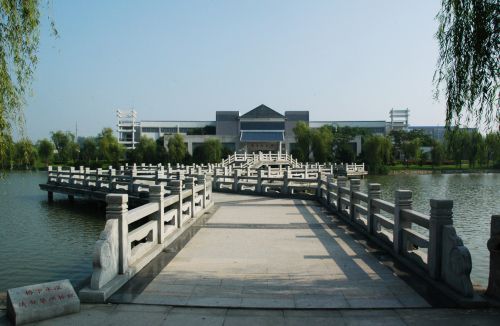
[
  {"left": 42, "top": 163, "right": 495, "bottom": 304},
  {"left": 211, "top": 170, "right": 477, "bottom": 299},
  {"left": 78, "top": 173, "right": 213, "bottom": 303}
]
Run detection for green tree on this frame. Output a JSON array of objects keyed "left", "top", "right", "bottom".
[
  {"left": 221, "top": 146, "right": 233, "bottom": 160},
  {"left": 167, "top": 134, "right": 187, "bottom": 163},
  {"left": 467, "top": 131, "right": 484, "bottom": 167},
  {"left": 51, "top": 131, "right": 78, "bottom": 163},
  {"left": 134, "top": 136, "right": 157, "bottom": 164},
  {"left": 485, "top": 132, "right": 500, "bottom": 167},
  {"left": 311, "top": 126, "right": 333, "bottom": 163},
  {"left": 97, "top": 128, "right": 124, "bottom": 165},
  {"left": 193, "top": 138, "right": 222, "bottom": 163},
  {"left": 445, "top": 128, "right": 468, "bottom": 167},
  {"left": 434, "top": 0, "right": 499, "bottom": 126},
  {"left": 431, "top": 141, "right": 445, "bottom": 166},
  {"left": 332, "top": 127, "right": 357, "bottom": 163},
  {"left": 37, "top": 138, "right": 54, "bottom": 166},
  {"left": 80, "top": 137, "right": 98, "bottom": 164},
  {"left": 362, "top": 135, "right": 393, "bottom": 174},
  {"left": 0, "top": 2, "right": 57, "bottom": 170},
  {"left": 0, "top": 134, "right": 15, "bottom": 169},
  {"left": 293, "top": 121, "right": 311, "bottom": 162},
  {"left": 14, "top": 138, "right": 36, "bottom": 169},
  {"left": 401, "top": 138, "right": 422, "bottom": 165}
]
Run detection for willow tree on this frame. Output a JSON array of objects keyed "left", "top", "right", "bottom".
[
  {"left": 434, "top": 0, "right": 499, "bottom": 127},
  {"left": 1, "top": 1, "right": 57, "bottom": 169}
]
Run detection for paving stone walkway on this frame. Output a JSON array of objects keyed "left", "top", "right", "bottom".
[
  {"left": 2, "top": 304, "right": 500, "bottom": 326},
  {"left": 124, "top": 193, "right": 429, "bottom": 309}
]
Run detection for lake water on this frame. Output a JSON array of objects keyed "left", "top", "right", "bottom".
[
  {"left": 0, "top": 171, "right": 498, "bottom": 291},
  {"left": 362, "top": 173, "right": 500, "bottom": 287},
  {"left": 0, "top": 171, "right": 104, "bottom": 292}
]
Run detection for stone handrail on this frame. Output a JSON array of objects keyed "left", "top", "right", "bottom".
[
  {"left": 44, "top": 164, "right": 479, "bottom": 302},
  {"left": 210, "top": 170, "right": 476, "bottom": 299},
  {"left": 78, "top": 173, "right": 213, "bottom": 302}
]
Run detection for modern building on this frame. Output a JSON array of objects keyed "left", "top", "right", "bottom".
[{"left": 116, "top": 105, "right": 464, "bottom": 156}]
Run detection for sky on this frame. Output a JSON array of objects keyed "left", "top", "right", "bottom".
[{"left": 24, "top": 0, "right": 446, "bottom": 140}]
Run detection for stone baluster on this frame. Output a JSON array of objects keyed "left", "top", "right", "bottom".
[
  {"left": 316, "top": 171, "right": 323, "bottom": 198},
  {"left": 56, "top": 166, "right": 62, "bottom": 184},
  {"left": 256, "top": 169, "right": 263, "bottom": 193},
  {"left": 167, "top": 180, "right": 183, "bottom": 227},
  {"left": 84, "top": 167, "right": 90, "bottom": 187},
  {"left": 69, "top": 167, "right": 75, "bottom": 186},
  {"left": 282, "top": 168, "right": 290, "bottom": 195},
  {"left": 428, "top": 199, "right": 454, "bottom": 279},
  {"left": 185, "top": 177, "right": 196, "bottom": 218},
  {"left": 96, "top": 168, "right": 102, "bottom": 188},
  {"left": 367, "top": 183, "right": 381, "bottom": 235},
  {"left": 109, "top": 168, "right": 116, "bottom": 191},
  {"left": 47, "top": 165, "right": 53, "bottom": 182},
  {"left": 394, "top": 190, "right": 413, "bottom": 254},
  {"left": 486, "top": 215, "right": 500, "bottom": 300},
  {"left": 349, "top": 179, "right": 361, "bottom": 221},
  {"left": 305, "top": 165, "right": 309, "bottom": 178},
  {"left": 150, "top": 185, "right": 165, "bottom": 244},
  {"left": 233, "top": 169, "right": 240, "bottom": 192},
  {"left": 326, "top": 174, "right": 334, "bottom": 206},
  {"left": 79, "top": 166, "right": 84, "bottom": 184},
  {"left": 106, "top": 194, "right": 129, "bottom": 274},
  {"left": 197, "top": 174, "right": 207, "bottom": 208},
  {"left": 336, "top": 176, "right": 347, "bottom": 213}
]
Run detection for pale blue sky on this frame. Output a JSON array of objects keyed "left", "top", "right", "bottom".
[{"left": 25, "top": 0, "right": 445, "bottom": 140}]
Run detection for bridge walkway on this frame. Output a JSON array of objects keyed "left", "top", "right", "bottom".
[{"left": 110, "top": 193, "right": 429, "bottom": 309}]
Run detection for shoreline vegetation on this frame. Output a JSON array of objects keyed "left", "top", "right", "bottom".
[{"left": 388, "top": 165, "right": 500, "bottom": 175}]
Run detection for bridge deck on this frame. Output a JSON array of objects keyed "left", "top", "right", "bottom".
[{"left": 113, "top": 193, "right": 429, "bottom": 309}]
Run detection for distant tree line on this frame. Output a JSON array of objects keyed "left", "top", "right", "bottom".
[
  {"left": 0, "top": 129, "right": 234, "bottom": 170},
  {"left": 292, "top": 121, "right": 500, "bottom": 174}
]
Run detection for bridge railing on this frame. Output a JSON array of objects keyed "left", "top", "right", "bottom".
[
  {"left": 211, "top": 171, "right": 474, "bottom": 299},
  {"left": 79, "top": 174, "right": 213, "bottom": 302},
  {"left": 44, "top": 163, "right": 480, "bottom": 302}
]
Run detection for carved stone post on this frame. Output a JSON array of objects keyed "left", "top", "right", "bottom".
[
  {"left": 233, "top": 169, "right": 240, "bottom": 192},
  {"left": 96, "top": 168, "right": 102, "bottom": 188},
  {"left": 106, "top": 194, "right": 129, "bottom": 274},
  {"left": 84, "top": 167, "right": 90, "bottom": 187},
  {"left": 336, "top": 176, "right": 347, "bottom": 213},
  {"left": 47, "top": 166, "right": 53, "bottom": 182},
  {"left": 349, "top": 179, "right": 361, "bottom": 221},
  {"left": 185, "top": 177, "right": 195, "bottom": 218},
  {"left": 197, "top": 174, "right": 207, "bottom": 208},
  {"left": 428, "top": 199, "right": 454, "bottom": 279},
  {"left": 394, "top": 190, "right": 412, "bottom": 254},
  {"left": 150, "top": 185, "right": 165, "bottom": 244},
  {"left": 316, "top": 171, "right": 323, "bottom": 198},
  {"left": 367, "top": 183, "right": 381, "bottom": 235},
  {"left": 167, "top": 180, "right": 183, "bottom": 227},
  {"left": 109, "top": 168, "right": 116, "bottom": 191},
  {"left": 326, "top": 174, "right": 334, "bottom": 206},
  {"left": 69, "top": 167, "right": 75, "bottom": 186},
  {"left": 486, "top": 215, "right": 500, "bottom": 300},
  {"left": 256, "top": 169, "right": 263, "bottom": 194},
  {"left": 282, "top": 169, "right": 290, "bottom": 195}
]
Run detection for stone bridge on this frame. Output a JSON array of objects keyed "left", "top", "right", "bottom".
[{"left": 38, "top": 163, "right": 500, "bottom": 311}]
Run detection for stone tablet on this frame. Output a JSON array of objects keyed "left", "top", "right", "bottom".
[{"left": 7, "top": 279, "right": 80, "bottom": 325}]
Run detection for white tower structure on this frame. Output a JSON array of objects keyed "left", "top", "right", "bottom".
[
  {"left": 116, "top": 109, "right": 139, "bottom": 149},
  {"left": 389, "top": 108, "right": 409, "bottom": 132}
]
